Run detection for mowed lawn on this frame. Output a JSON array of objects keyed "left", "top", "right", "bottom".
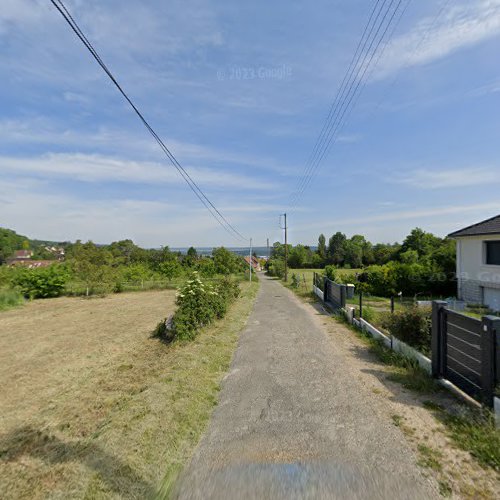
[{"left": 0, "top": 284, "right": 258, "bottom": 499}]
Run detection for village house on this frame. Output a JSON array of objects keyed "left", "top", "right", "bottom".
[{"left": 448, "top": 214, "right": 500, "bottom": 312}]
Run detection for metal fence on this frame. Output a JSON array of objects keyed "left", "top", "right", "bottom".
[
  {"left": 324, "top": 278, "right": 347, "bottom": 311},
  {"left": 432, "top": 301, "right": 500, "bottom": 407}
]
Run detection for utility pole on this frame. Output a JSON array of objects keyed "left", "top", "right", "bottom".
[
  {"left": 280, "top": 213, "right": 288, "bottom": 282},
  {"left": 249, "top": 237, "right": 252, "bottom": 282}
]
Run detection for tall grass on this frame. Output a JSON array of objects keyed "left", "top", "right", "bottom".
[{"left": 0, "top": 289, "right": 24, "bottom": 311}]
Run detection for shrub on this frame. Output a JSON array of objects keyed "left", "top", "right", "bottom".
[
  {"left": 172, "top": 273, "right": 240, "bottom": 341},
  {"left": 382, "top": 306, "right": 432, "bottom": 354},
  {"left": 0, "top": 288, "right": 24, "bottom": 311},
  {"left": 267, "top": 259, "right": 285, "bottom": 278},
  {"left": 291, "top": 273, "right": 300, "bottom": 288},
  {"left": 12, "top": 265, "right": 69, "bottom": 299},
  {"left": 324, "top": 265, "right": 337, "bottom": 282}
]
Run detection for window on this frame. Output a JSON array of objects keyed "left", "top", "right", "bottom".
[{"left": 485, "top": 241, "right": 500, "bottom": 265}]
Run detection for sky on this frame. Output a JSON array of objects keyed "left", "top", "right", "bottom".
[{"left": 1, "top": 0, "right": 500, "bottom": 247}]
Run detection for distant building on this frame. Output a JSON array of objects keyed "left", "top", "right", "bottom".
[
  {"left": 12, "top": 249, "right": 33, "bottom": 260},
  {"left": 244, "top": 256, "right": 262, "bottom": 271},
  {"left": 45, "top": 246, "right": 65, "bottom": 261},
  {"left": 448, "top": 214, "right": 500, "bottom": 311}
]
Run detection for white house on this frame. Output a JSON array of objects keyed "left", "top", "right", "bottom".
[{"left": 448, "top": 214, "right": 500, "bottom": 312}]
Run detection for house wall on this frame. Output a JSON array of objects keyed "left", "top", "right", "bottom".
[{"left": 456, "top": 235, "right": 500, "bottom": 307}]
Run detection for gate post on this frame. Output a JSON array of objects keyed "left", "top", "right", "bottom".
[
  {"left": 340, "top": 284, "right": 346, "bottom": 309},
  {"left": 432, "top": 301, "right": 447, "bottom": 378},
  {"left": 481, "top": 316, "right": 500, "bottom": 408},
  {"left": 323, "top": 277, "right": 328, "bottom": 303}
]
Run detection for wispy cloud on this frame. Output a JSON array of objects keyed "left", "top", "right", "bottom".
[
  {"left": 375, "top": 0, "right": 500, "bottom": 78},
  {"left": 391, "top": 167, "right": 500, "bottom": 189},
  {"left": 0, "top": 152, "right": 274, "bottom": 191}
]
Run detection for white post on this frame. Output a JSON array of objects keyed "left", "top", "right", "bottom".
[{"left": 249, "top": 238, "right": 252, "bottom": 282}]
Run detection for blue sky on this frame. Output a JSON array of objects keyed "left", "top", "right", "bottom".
[{"left": 1, "top": 0, "right": 500, "bottom": 247}]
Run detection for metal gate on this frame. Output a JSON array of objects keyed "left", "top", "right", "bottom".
[
  {"left": 432, "top": 301, "right": 499, "bottom": 407},
  {"left": 324, "top": 278, "right": 346, "bottom": 311}
]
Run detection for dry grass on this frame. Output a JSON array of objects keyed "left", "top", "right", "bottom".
[{"left": 0, "top": 283, "right": 258, "bottom": 499}]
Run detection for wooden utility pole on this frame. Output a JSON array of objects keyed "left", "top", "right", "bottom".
[{"left": 283, "top": 213, "right": 288, "bottom": 282}]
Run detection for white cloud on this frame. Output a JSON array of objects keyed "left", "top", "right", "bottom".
[
  {"left": 0, "top": 152, "right": 275, "bottom": 191},
  {"left": 392, "top": 167, "right": 500, "bottom": 189},
  {"left": 375, "top": 0, "right": 500, "bottom": 78}
]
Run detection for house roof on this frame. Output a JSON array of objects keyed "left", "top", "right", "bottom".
[
  {"left": 14, "top": 249, "right": 33, "bottom": 258},
  {"left": 448, "top": 214, "right": 500, "bottom": 238}
]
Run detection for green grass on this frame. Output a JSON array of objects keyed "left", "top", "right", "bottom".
[
  {"left": 156, "top": 280, "right": 259, "bottom": 498},
  {"left": 429, "top": 407, "right": 500, "bottom": 471},
  {"left": 417, "top": 443, "right": 443, "bottom": 471},
  {"left": 0, "top": 288, "right": 24, "bottom": 311}
]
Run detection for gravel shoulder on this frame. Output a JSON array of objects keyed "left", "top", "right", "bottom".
[{"left": 174, "top": 276, "right": 440, "bottom": 499}]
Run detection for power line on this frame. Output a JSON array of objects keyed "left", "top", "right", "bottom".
[
  {"left": 49, "top": 0, "right": 247, "bottom": 243},
  {"left": 293, "top": 0, "right": 403, "bottom": 205},
  {"left": 290, "top": 0, "right": 408, "bottom": 208},
  {"left": 290, "top": 0, "right": 385, "bottom": 205}
]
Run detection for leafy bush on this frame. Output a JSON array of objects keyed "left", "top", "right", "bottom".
[
  {"left": 291, "top": 273, "right": 300, "bottom": 288},
  {"left": 12, "top": 265, "right": 69, "bottom": 299},
  {"left": 0, "top": 288, "right": 24, "bottom": 311},
  {"left": 267, "top": 259, "right": 285, "bottom": 278},
  {"left": 382, "top": 306, "right": 432, "bottom": 354},
  {"left": 172, "top": 273, "right": 240, "bottom": 341},
  {"left": 324, "top": 265, "right": 337, "bottom": 282}
]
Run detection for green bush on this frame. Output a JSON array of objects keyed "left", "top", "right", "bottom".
[
  {"left": 291, "top": 273, "right": 300, "bottom": 288},
  {"left": 172, "top": 273, "right": 240, "bottom": 341},
  {"left": 382, "top": 306, "right": 432, "bottom": 354},
  {"left": 12, "top": 265, "right": 69, "bottom": 299},
  {"left": 267, "top": 259, "right": 285, "bottom": 278},
  {"left": 0, "top": 288, "right": 24, "bottom": 311},
  {"left": 324, "top": 265, "right": 337, "bottom": 282}
]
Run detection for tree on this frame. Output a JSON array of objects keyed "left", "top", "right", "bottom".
[
  {"left": 213, "top": 247, "right": 244, "bottom": 275},
  {"left": 327, "top": 232, "right": 346, "bottom": 266},
  {"left": 69, "top": 241, "right": 117, "bottom": 294},
  {"left": 0, "top": 227, "right": 26, "bottom": 264},
  {"left": 401, "top": 228, "right": 441, "bottom": 259},
  {"left": 317, "top": 234, "right": 327, "bottom": 261}
]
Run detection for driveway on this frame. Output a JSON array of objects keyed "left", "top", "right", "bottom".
[{"left": 173, "top": 275, "right": 438, "bottom": 499}]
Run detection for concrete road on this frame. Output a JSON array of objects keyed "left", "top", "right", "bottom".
[{"left": 173, "top": 275, "right": 438, "bottom": 499}]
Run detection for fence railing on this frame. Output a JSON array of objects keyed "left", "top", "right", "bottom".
[{"left": 432, "top": 301, "right": 500, "bottom": 407}]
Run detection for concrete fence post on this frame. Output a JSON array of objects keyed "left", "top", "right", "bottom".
[
  {"left": 431, "top": 301, "right": 448, "bottom": 378},
  {"left": 481, "top": 316, "right": 500, "bottom": 408}
]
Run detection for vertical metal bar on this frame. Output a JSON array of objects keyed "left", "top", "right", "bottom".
[
  {"left": 481, "top": 316, "right": 500, "bottom": 407},
  {"left": 432, "top": 301, "right": 448, "bottom": 378},
  {"left": 359, "top": 291, "right": 363, "bottom": 319},
  {"left": 390, "top": 296, "right": 394, "bottom": 314}
]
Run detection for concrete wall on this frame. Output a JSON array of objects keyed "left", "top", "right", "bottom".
[{"left": 456, "top": 235, "right": 500, "bottom": 306}]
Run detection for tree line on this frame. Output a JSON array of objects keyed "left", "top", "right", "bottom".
[
  {"left": 0, "top": 228, "right": 247, "bottom": 298},
  {"left": 267, "top": 227, "right": 456, "bottom": 297}
]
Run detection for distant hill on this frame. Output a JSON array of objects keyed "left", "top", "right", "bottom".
[{"left": 0, "top": 227, "right": 65, "bottom": 264}]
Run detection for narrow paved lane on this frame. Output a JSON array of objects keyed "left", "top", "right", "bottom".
[{"left": 174, "top": 276, "right": 438, "bottom": 499}]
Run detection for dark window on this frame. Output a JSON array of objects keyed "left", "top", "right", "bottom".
[{"left": 485, "top": 241, "right": 500, "bottom": 265}]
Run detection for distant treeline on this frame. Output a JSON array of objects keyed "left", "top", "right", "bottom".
[
  {"left": 0, "top": 228, "right": 247, "bottom": 298},
  {"left": 267, "top": 228, "right": 456, "bottom": 297}
]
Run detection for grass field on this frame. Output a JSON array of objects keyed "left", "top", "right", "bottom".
[{"left": 0, "top": 282, "right": 258, "bottom": 499}]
